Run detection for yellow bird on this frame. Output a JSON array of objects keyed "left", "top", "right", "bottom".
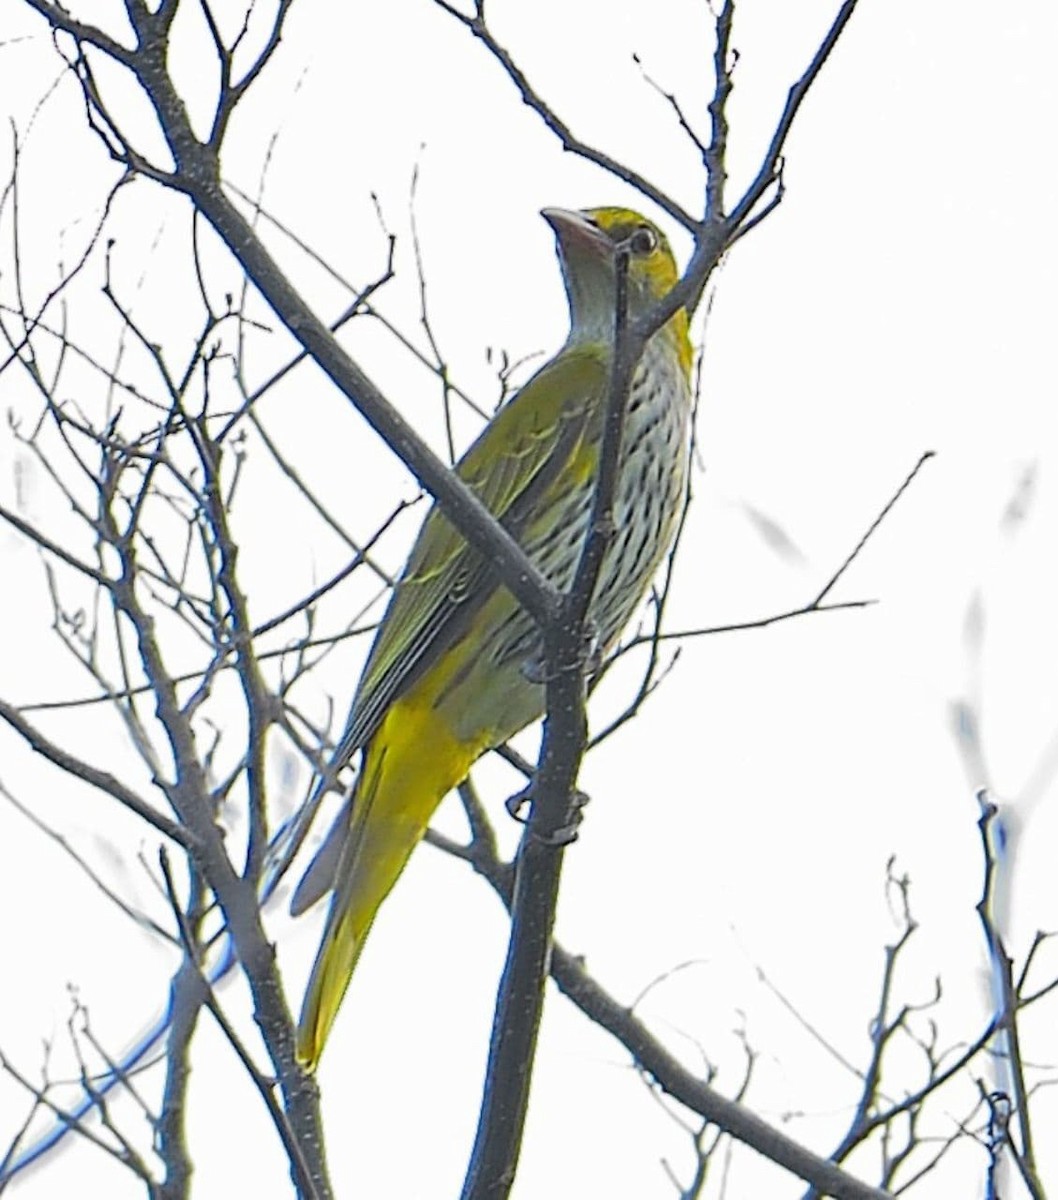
[{"left": 295, "top": 207, "right": 693, "bottom": 1069}]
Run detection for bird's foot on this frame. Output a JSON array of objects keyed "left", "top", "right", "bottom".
[
  {"left": 505, "top": 785, "right": 590, "bottom": 846},
  {"left": 505, "top": 785, "right": 533, "bottom": 823}
]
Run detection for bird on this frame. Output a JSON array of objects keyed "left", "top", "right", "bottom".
[{"left": 294, "top": 206, "right": 694, "bottom": 1069}]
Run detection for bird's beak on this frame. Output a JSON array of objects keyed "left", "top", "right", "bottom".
[{"left": 541, "top": 207, "right": 611, "bottom": 260}]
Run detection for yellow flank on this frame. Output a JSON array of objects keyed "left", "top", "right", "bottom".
[
  {"left": 669, "top": 309, "right": 693, "bottom": 378},
  {"left": 294, "top": 205, "right": 693, "bottom": 1070}
]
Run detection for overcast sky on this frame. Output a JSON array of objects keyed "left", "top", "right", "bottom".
[{"left": 1, "top": 1, "right": 1057, "bottom": 1197}]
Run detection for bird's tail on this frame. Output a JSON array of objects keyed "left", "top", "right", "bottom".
[
  {"left": 295, "top": 698, "right": 475, "bottom": 1070},
  {"left": 295, "top": 866, "right": 375, "bottom": 1070}
]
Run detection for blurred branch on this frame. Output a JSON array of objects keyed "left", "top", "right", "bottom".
[
  {"left": 975, "top": 796, "right": 1045, "bottom": 1200},
  {"left": 611, "top": 449, "right": 934, "bottom": 657},
  {"left": 0, "top": 1084, "right": 43, "bottom": 1194},
  {"left": 0, "top": 1032, "right": 154, "bottom": 1187},
  {"left": 66, "top": 997, "right": 158, "bottom": 1184},
  {"left": 0, "top": 775, "right": 174, "bottom": 941}
]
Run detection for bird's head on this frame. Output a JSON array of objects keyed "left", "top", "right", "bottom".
[{"left": 542, "top": 206, "right": 690, "bottom": 372}]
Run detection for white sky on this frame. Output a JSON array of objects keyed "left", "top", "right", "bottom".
[{"left": 1, "top": 1, "right": 1057, "bottom": 1197}]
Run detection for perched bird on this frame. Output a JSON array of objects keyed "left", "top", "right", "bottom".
[{"left": 295, "top": 206, "right": 693, "bottom": 1069}]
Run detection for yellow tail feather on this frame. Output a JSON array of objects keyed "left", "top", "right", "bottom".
[{"left": 295, "top": 695, "right": 476, "bottom": 1070}]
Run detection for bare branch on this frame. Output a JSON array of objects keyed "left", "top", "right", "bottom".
[
  {"left": 704, "top": 0, "right": 735, "bottom": 218},
  {"left": 433, "top": 2, "right": 697, "bottom": 230},
  {"left": 0, "top": 500, "right": 108, "bottom": 584},
  {"left": 157, "top": 849, "right": 323, "bottom": 1200},
  {"left": 189, "top": 182, "right": 559, "bottom": 628},
  {"left": 457, "top": 810, "right": 895, "bottom": 1200},
  {"left": 0, "top": 696, "right": 193, "bottom": 846},
  {"left": 975, "top": 796, "right": 1046, "bottom": 1199},
  {"left": 813, "top": 451, "right": 935, "bottom": 607},
  {"left": 19, "top": 1, "right": 137, "bottom": 65},
  {"left": 462, "top": 241, "right": 645, "bottom": 1198},
  {"left": 728, "top": 0, "right": 862, "bottom": 232},
  {"left": 221, "top": 180, "right": 492, "bottom": 426}
]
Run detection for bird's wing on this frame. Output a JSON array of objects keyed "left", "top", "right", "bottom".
[
  {"left": 288, "top": 347, "right": 607, "bottom": 917},
  {"left": 338, "top": 343, "right": 608, "bottom": 766}
]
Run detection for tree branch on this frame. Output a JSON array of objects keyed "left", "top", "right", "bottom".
[
  {"left": 0, "top": 696, "right": 194, "bottom": 847},
  {"left": 727, "top": 0, "right": 861, "bottom": 231},
  {"left": 456, "top": 819, "right": 895, "bottom": 1200},
  {"left": 461, "top": 241, "right": 644, "bottom": 1200}
]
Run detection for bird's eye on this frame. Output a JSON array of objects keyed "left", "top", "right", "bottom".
[{"left": 629, "top": 225, "right": 658, "bottom": 256}]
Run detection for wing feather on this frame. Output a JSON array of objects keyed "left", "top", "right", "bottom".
[
  {"left": 334, "top": 344, "right": 607, "bottom": 764},
  {"left": 289, "top": 346, "right": 607, "bottom": 915}
]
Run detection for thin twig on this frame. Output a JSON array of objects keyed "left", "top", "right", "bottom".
[
  {"left": 813, "top": 451, "right": 935, "bottom": 606},
  {"left": 157, "top": 850, "right": 322, "bottom": 1200},
  {"left": 0, "top": 697, "right": 194, "bottom": 846}
]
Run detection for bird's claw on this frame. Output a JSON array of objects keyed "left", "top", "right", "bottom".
[
  {"left": 505, "top": 786, "right": 532, "bottom": 823},
  {"left": 530, "top": 818, "right": 581, "bottom": 847},
  {"left": 505, "top": 786, "right": 590, "bottom": 846}
]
